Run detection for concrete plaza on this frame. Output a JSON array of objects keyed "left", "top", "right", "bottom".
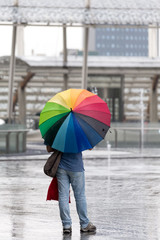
[{"left": 1, "top": 143, "right": 160, "bottom": 240}]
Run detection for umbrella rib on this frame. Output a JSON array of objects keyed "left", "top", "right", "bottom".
[
  {"left": 43, "top": 113, "right": 70, "bottom": 147},
  {"left": 49, "top": 93, "right": 70, "bottom": 109},
  {"left": 74, "top": 113, "right": 105, "bottom": 148},
  {"left": 74, "top": 106, "right": 111, "bottom": 114},
  {"left": 74, "top": 110, "right": 111, "bottom": 119},
  {"left": 71, "top": 89, "right": 84, "bottom": 109},
  {"left": 57, "top": 93, "right": 71, "bottom": 109},
  {"left": 73, "top": 112, "right": 110, "bottom": 138},
  {"left": 41, "top": 102, "right": 70, "bottom": 112},
  {"left": 72, "top": 113, "right": 92, "bottom": 152},
  {"left": 41, "top": 109, "right": 70, "bottom": 114},
  {"left": 72, "top": 90, "right": 95, "bottom": 109}
]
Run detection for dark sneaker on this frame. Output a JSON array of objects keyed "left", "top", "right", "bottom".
[
  {"left": 63, "top": 227, "right": 72, "bottom": 234},
  {"left": 81, "top": 222, "right": 96, "bottom": 232}
]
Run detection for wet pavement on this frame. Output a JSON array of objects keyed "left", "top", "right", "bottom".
[{"left": 1, "top": 145, "right": 160, "bottom": 240}]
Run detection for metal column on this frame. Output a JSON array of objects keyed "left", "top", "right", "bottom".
[
  {"left": 82, "top": 27, "right": 89, "bottom": 89},
  {"left": 63, "top": 24, "right": 68, "bottom": 90},
  {"left": 157, "top": 26, "right": 159, "bottom": 57},
  {"left": 119, "top": 75, "right": 124, "bottom": 121},
  {"left": 82, "top": 0, "right": 90, "bottom": 89},
  {"left": 149, "top": 75, "right": 159, "bottom": 122},
  {"left": 8, "top": 25, "right": 17, "bottom": 123}
]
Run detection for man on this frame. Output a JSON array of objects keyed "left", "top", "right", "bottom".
[{"left": 46, "top": 145, "right": 96, "bottom": 234}]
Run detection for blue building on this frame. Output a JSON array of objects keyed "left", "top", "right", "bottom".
[{"left": 95, "top": 27, "right": 148, "bottom": 56}]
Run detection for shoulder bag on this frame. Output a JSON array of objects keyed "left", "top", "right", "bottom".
[{"left": 44, "top": 150, "right": 62, "bottom": 178}]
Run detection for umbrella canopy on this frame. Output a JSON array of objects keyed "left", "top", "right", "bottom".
[{"left": 39, "top": 89, "right": 111, "bottom": 153}]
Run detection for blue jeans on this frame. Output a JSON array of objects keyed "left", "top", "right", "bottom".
[{"left": 56, "top": 168, "right": 89, "bottom": 228}]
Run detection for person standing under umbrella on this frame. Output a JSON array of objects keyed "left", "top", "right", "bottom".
[
  {"left": 46, "top": 145, "right": 96, "bottom": 234},
  {"left": 40, "top": 89, "right": 111, "bottom": 234}
]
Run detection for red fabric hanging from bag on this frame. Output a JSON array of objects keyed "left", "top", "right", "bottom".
[{"left": 46, "top": 177, "right": 71, "bottom": 203}]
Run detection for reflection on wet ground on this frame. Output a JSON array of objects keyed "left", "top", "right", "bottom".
[{"left": 1, "top": 154, "right": 160, "bottom": 239}]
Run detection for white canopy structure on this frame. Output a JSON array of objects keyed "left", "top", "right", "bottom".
[{"left": 0, "top": 0, "right": 160, "bottom": 26}]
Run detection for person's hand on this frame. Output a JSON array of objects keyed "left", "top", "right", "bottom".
[
  {"left": 89, "top": 148, "right": 93, "bottom": 150},
  {"left": 46, "top": 145, "right": 54, "bottom": 152}
]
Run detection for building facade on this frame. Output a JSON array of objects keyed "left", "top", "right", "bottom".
[{"left": 89, "top": 27, "right": 148, "bottom": 57}]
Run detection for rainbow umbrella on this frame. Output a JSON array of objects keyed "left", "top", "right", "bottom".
[{"left": 39, "top": 89, "right": 111, "bottom": 153}]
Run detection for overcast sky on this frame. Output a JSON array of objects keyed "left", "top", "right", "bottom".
[{"left": 0, "top": 25, "right": 83, "bottom": 57}]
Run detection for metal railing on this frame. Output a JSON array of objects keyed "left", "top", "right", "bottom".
[{"left": 111, "top": 127, "right": 160, "bottom": 148}]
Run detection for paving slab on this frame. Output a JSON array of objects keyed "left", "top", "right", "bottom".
[{"left": 1, "top": 146, "right": 160, "bottom": 240}]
